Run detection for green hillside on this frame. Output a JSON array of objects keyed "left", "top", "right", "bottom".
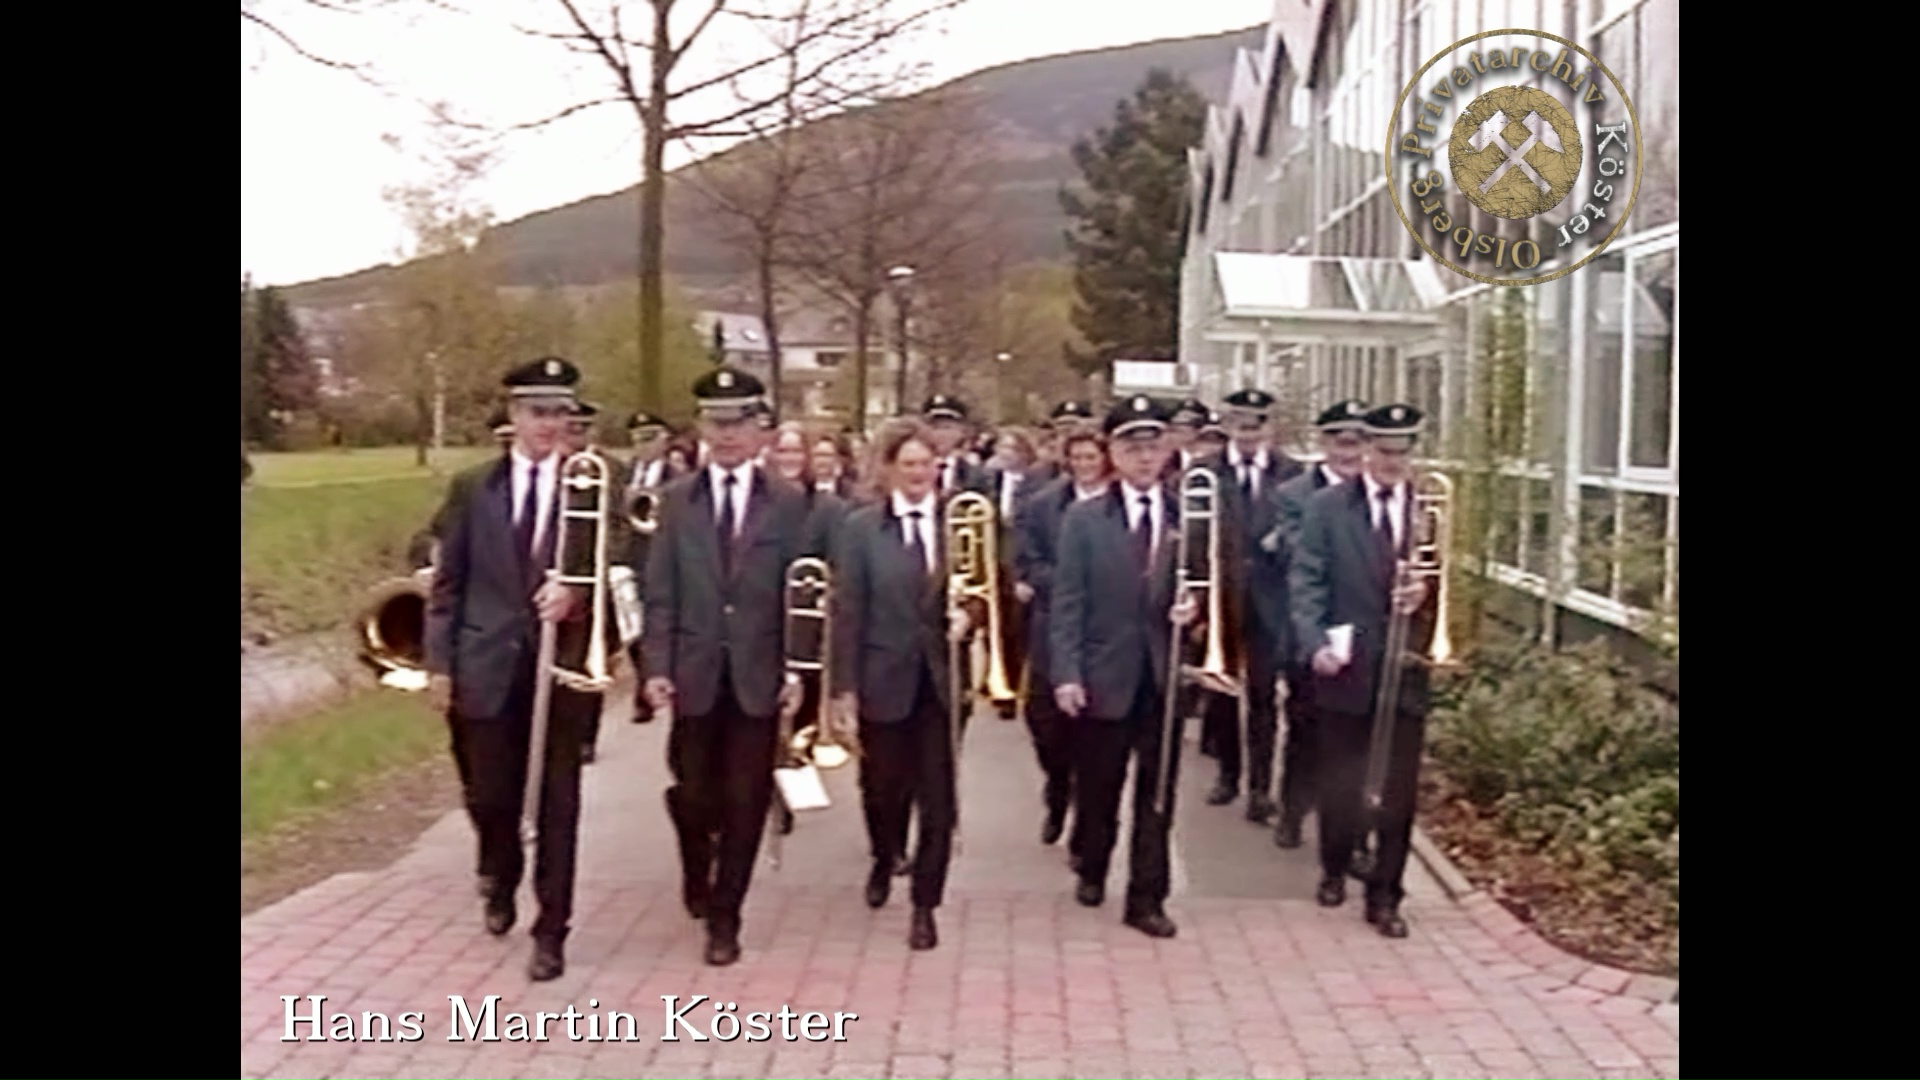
[{"left": 280, "top": 24, "right": 1262, "bottom": 310}]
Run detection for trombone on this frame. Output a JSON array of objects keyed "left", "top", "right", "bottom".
[
  {"left": 768, "top": 557, "right": 843, "bottom": 868},
  {"left": 522, "top": 449, "right": 619, "bottom": 848},
  {"left": 1358, "top": 471, "right": 1455, "bottom": 866},
  {"left": 626, "top": 486, "right": 660, "bottom": 535},
  {"left": 1156, "top": 465, "right": 1235, "bottom": 818},
  {"left": 943, "top": 490, "right": 1010, "bottom": 850}
]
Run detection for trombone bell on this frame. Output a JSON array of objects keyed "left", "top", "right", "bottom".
[
  {"left": 356, "top": 568, "right": 435, "bottom": 690},
  {"left": 943, "top": 492, "right": 1017, "bottom": 703},
  {"left": 1411, "top": 471, "right": 1456, "bottom": 667}
]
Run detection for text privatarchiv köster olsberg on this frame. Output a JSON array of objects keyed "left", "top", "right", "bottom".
[{"left": 280, "top": 994, "right": 860, "bottom": 1043}]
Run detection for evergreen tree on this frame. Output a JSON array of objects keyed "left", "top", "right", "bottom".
[
  {"left": 1058, "top": 68, "right": 1209, "bottom": 379},
  {"left": 240, "top": 275, "right": 268, "bottom": 445},
  {"left": 257, "top": 286, "right": 319, "bottom": 418}
]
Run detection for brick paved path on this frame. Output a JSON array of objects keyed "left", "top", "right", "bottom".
[{"left": 240, "top": 687, "right": 1678, "bottom": 1079}]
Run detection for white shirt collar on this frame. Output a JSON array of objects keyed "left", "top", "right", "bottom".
[
  {"left": 511, "top": 446, "right": 556, "bottom": 471},
  {"left": 1318, "top": 463, "right": 1343, "bottom": 485},
  {"left": 708, "top": 460, "right": 754, "bottom": 488},
  {"left": 1120, "top": 479, "right": 1160, "bottom": 509},
  {"left": 1230, "top": 444, "right": 1268, "bottom": 469},
  {"left": 1363, "top": 473, "right": 1403, "bottom": 503},
  {"left": 1073, "top": 480, "right": 1109, "bottom": 501},
  {"left": 891, "top": 489, "right": 936, "bottom": 518}
]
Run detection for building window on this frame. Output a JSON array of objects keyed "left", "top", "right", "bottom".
[
  {"left": 814, "top": 350, "right": 847, "bottom": 369},
  {"left": 1223, "top": 115, "right": 1244, "bottom": 201},
  {"left": 1629, "top": 247, "right": 1676, "bottom": 470}
]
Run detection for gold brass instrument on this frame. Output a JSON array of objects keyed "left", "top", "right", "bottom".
[
  {"left": 1359, "top": 471, "right": 1455, "bottom": 860},
  {"left": 944, "top": 490, "right": 1017, "bottom": 705},
  {"left": 522, "top": 449, "right": 618, "bottom": 848},
  {"left": 356, "top": 567, "right": 436, "bottom": 691},
  {"left": 1156, "top": 465, "right": 1229, "bottom": 818},
  {"left": 626, "top": 486, "right": 659, "bottom": 535},
  {"left": 769, "top": 557, "right": 840, "bottom": 869}
]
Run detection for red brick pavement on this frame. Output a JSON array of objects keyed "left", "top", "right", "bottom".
[{"left": 242, "top": 873, "right": 1677, "bottom": 1078}]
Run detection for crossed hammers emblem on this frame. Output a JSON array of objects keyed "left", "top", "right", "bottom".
[{"left": 1467, "top": 110, "right": 1564, "bottom": 194}]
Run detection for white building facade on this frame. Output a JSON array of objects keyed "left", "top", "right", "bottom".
[{"left": 1179, "top": 0, "right": 1677, "bottom": 660}]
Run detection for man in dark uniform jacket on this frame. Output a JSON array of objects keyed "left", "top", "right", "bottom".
[
  {"left": 1014, "top": 429, "right": 1112, "bottom": 858},
  {"left": 1051, "top": 396, "right": 1201, "bottom": 940},
  {"left": 641, "top": 366, "right": 818, "bottom": 967},
  {"left": 1266, "top": 400, "right": 1370, "bottom": 849},
  {"left": 1289, "top": 404, "right": 1441, "bottom": 938},
  {"left": 1208, "top": 389, "right": 1304, "bottom": 821},
  {"left": 624, "top": 409, "right": 680, "bottom": 722},
  {"left": 924, "top": 394, "right": 992, "bottom": 497},
  {"left": 1027, "top": 400, "right": 1096, "bottom": 488},
  {"left": 424, "top": 356, "right": 593, "bottom": 981}
]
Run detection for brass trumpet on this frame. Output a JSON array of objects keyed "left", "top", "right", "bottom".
[
  {"left": 356, "top": 567, "right": 435, "bottom": 691},
  {"left": 522, "top": 449, "right": 619, "bottom": 848},
  {"left": 1358, "top": 471, "right": 1455, "bottom": 859}
]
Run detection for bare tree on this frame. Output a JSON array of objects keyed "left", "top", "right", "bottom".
[
  {"left": 240, "top": 0, "right": 453, "bottom": 80},
  {"left": 780, "top": 85, "right": 1000, "bottom": 430},
  {"left": 434, "top": 0, "right": 966, "bottom": 414}
]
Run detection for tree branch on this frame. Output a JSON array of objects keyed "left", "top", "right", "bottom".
[{"left": 241, "top": 8, "right": 367, "bottom": 73}]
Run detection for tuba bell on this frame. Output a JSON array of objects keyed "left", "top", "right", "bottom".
[
  {"left": 356, "top": 567, "right": 436, "bottom": 691},
  {"left": 626, "top": 487, "right": 659, "bottom": 535}
]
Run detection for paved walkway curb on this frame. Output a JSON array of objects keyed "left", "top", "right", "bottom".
[{"left": 1410, "top": 825, "right": 1680, "bottom": 1006}]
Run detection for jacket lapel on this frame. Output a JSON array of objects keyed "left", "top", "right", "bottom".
[
  {"left": 479, "top": 458, "right": 525, "bottom": 589},
  {"left": 733, "top": 467, "right": 773, "bottom": 559},
  {"left": 687, "top": 474, "right": 724, "bottom": 582}
]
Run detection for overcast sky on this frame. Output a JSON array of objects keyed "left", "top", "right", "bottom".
[{"left": 239, "top": 0, "right": 1273, "bottom": 287}]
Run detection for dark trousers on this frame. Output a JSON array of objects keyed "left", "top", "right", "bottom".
[
  {"left": 858, "top": 667, "right": 958, "bottom": 909},
  {"left": 664, "top": 667, "right": 778, "bottom": 937},
  {"left": 1315, "top": 706, "right": 1426, "bottom": 906},
  {"left": 466, "top": 661, "right": 588, "bottom": 942},
  {"left": 1277, "top": 664, "right": 1320, "bottom": 825},
  {"left": 1073, "top": 675, "right": 1182, "bottom": 916},
  {"left": 580, "top": 691, "right": 604, "bottom": 749},
  {"left": 1213, "top": 623, "right": 1279, "bottom": 799},
  {"left": 445, "top": 707, "right": 479, "bottom": 847},
  {"left": 1023, "top": 672, "right": 1075, "bottom": 820}
]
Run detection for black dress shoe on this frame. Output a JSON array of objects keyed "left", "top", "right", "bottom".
[
  {"left": 1349, "top": 847, "right": 1377, "bottom": 880},
  {"left": 909, "top": 908, "right": 938, "bottom": 950},
  {"left": 1366, "top": 902, "right": 1408, "bottom": 938},
  {"left": 705, "top": 932, "right": 741, "bottom": 966},
  {"left": 581, "top": 744, "right": 596, "bottom": 764},
  {"left": 1124, "top": 910, "right": 1177, "bottom": 938},
  {"left": 1075, "top": 880, "right": 1103, "bottom": 907},
  {"left": 1245, "top": 795, "right": 1277, "bottom": 824},
  {"left": 1041, "top": 808, "right": 1065, "bottom": 845},
  {"left": 779, "top": 806, "right": 795, "bottom": 835},
  {"left": 1316, "top": 877, "right": 1346, "bottom": 907},
  {"left": 994, "top": 702, "right": 1017, "bottom": 721},
  {"left": 475, "top": 873, "right": 496, "bottom": 898},
  {"left": 528, "top": 939, "right": 565, "bottom": 981},
  {"left": 485, "top": 896, "right": 515, "bottom": 935},
  {"left": 1206, "top": 782, "right": 1236, "bottom": 806},
  {"left": 1273, "top": 816, "right": 1303, "bottom": 849},
  {"left": 865, "top": 865, "right": 890, "bottom": 909},
  {"left": 632, "top": 691, "right": 653, "bottom": 723}
]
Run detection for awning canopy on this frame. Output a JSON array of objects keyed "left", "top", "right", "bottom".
[{"left": 1204, "top": 252, "right": 1445, "bottom": 346}]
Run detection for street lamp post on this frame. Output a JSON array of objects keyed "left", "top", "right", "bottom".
[
  {"left": 994, "top": 351, "right": 1012, "bottom": 422},
  {"left": 888, "top": 265, "right": 914, "bottom": 414}
]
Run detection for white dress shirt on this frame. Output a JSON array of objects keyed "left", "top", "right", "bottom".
[
  {"left": 509, "top": 448, "right": 558, "bottom": 552},
  {"left": 1228, "top": 444, "right": 1270, "bottom": 496},
  {"left": 999, "top": 470, "right": 1023, "bottom": 518},
  {"left": 891, "top": 490, "right": 937, "bottom": 572},
  {"left": 1317, "top": 463, "right": 1344, "bottom": 487},
  {"left": 1073, "top": 481, "right": 1109, "bottom": 502},
  {"left": 1363, "top": 473, "right": 1407, "bottom": 550},
  {"left": 708, "top": 461, "right": 755, "bottom": 534},
  {"left": 1121, "top": 480, "right": 1163, "bottom": 561},
  {"left": 939, "top": 456, "right": 963, "bottom": 493}
]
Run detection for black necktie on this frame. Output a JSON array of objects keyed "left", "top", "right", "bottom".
[
  {"left": 904, "top": 509, "right": 927, "bottom": 574},
  {"left": 1240, "top": 462, "right": 1254, "bottom": 500},
  {"left": 1133, "top": 494, "right": 1153, "bottom": 573},
  {"left": 1376, "top": 488, "right": 1398, "bottom": 558},
  {"left": 516, "top": 462, "right": 540, "bottom": 565},
  {"left": 717, "top": 473, "right": 738, "bottom": 575}
]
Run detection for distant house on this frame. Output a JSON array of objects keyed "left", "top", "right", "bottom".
[{"left": 697, "top": 305, "right": 912, "bottom": 423}]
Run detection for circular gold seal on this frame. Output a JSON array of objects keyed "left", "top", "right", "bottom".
[
  {"left": 1448, "top": 86, "right": 1582, "bottom": 220},
  {"left": 1384, "top": 29, "right": 1642, "bottom": 287}
]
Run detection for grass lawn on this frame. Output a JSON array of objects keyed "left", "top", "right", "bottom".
[
  {"left": 248, "top": 445, "right": 492, "bottom": 488},
  {"left": 240, "top": 446, "right": 498, "bottom": 639},
  {"left": 240, "top": 690, "right": 446, "bottom": 840}
]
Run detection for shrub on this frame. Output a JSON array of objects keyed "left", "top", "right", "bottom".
[{"left": 1428, "top": 639, "right": 1679, "bottom": 926}]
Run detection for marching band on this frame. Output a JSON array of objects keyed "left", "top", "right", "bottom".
[{"left": 373, "top": 353, "right": 1453, "bottom": 978}]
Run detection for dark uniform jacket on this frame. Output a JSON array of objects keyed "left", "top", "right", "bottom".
[
  {"left": 1014, "top": 476, "right": 1096, "bottom": 693},
  {"left": 1288, "top": 479, "right": 1441, "bottom": 717},
  {"left": 640, "top": 465, "right": 817, "bottom": 719},
  {"left": 1265, "top": 463, "right": 1340, "bottom": 668},
  {"left": 829, "top": 499, "right": 956, "bottom": 723},
  {"left": 425, "top": 456, "right": 591, "bottom": 721},
  {"left": 1222, "top": 446, "right": 1304, "bottom": 654},
  {"left": 1048, "top": 485, "right": 1183, "bottom": 722}
]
